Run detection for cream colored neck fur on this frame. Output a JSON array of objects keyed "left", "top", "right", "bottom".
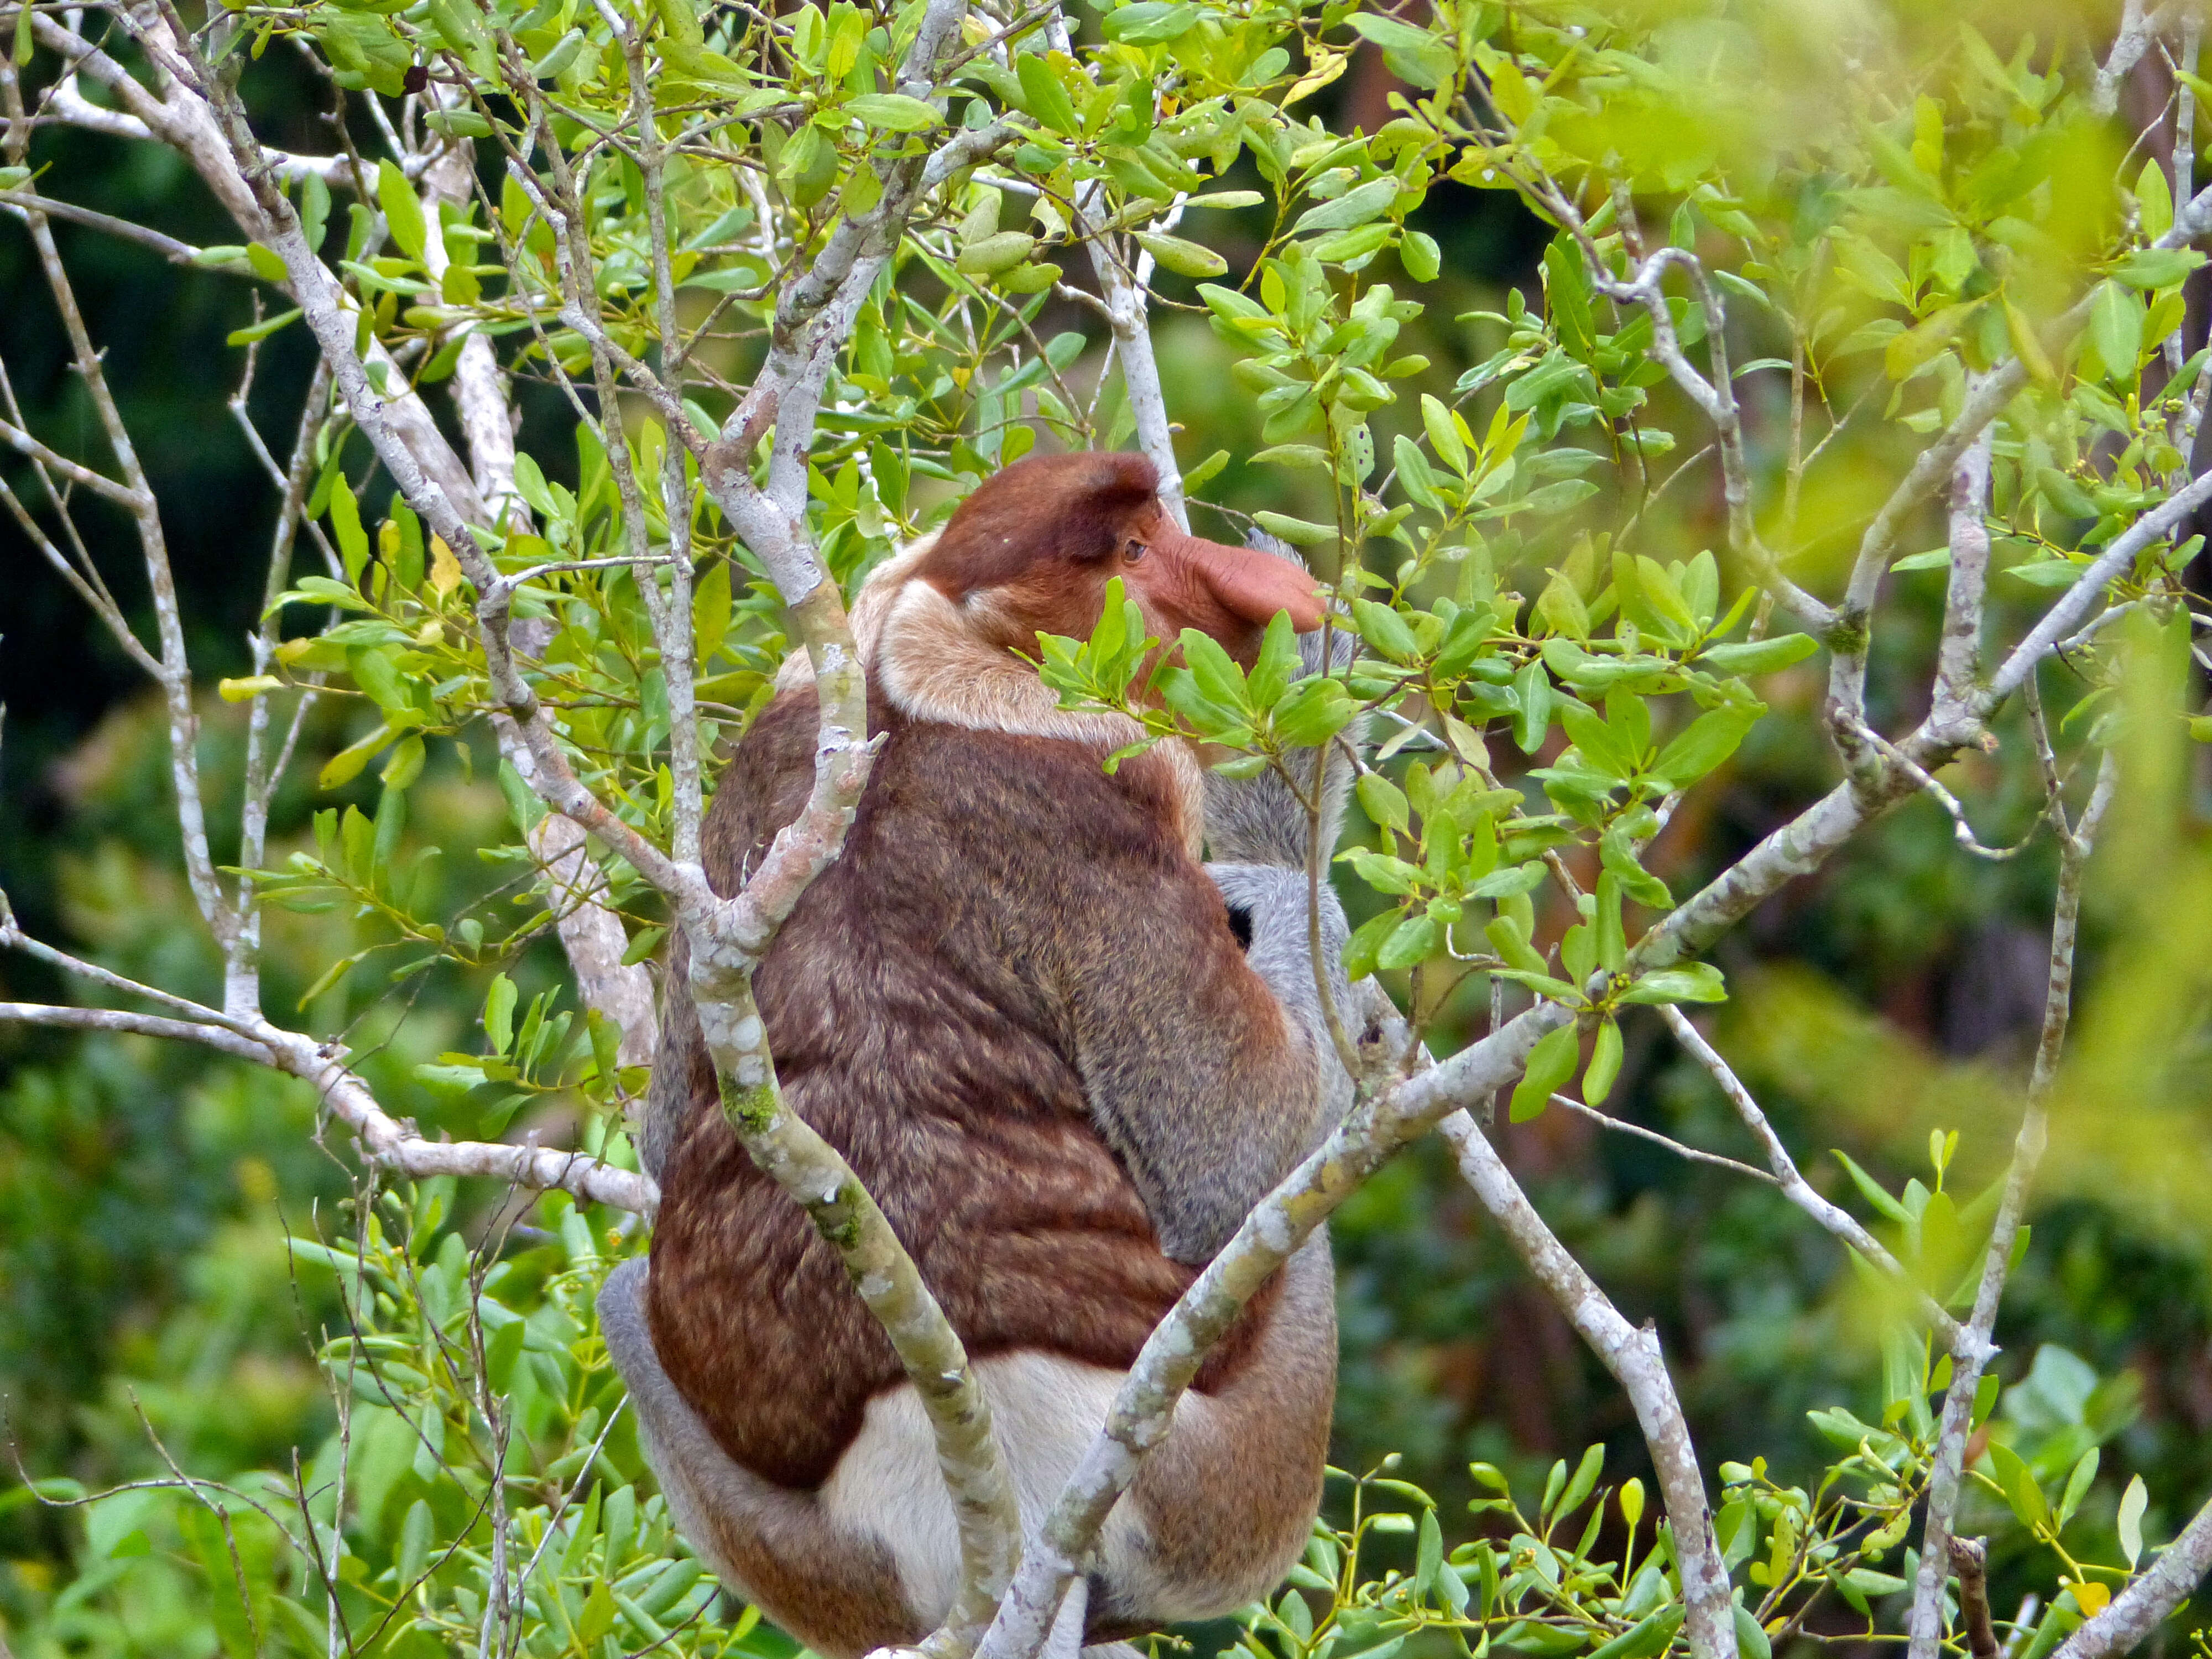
[{"left": 773, "top": 534, "right": 1206, "bottom": 857}]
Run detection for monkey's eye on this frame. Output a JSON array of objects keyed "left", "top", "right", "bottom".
[{"left": 1123, "top": 538, "right": 1149, "bottom": 564}]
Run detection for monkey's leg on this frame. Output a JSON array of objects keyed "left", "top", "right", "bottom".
[
  {"left": 806, "top": 1238, "right": 1338, "bottom": 1644},
  {"left": 597, "top": 1260, "right": 924, "bottom": 1659},
  {"left": 1094, "top": 1233, "right": 1338, "bottom": 1631}
]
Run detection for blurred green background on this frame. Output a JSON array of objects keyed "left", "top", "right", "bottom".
[{"left": 4, "top": 28, "right": 2211, "bottom": 1650}]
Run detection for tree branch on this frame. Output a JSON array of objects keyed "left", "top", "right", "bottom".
[
  {"left": 1345, "top": 979, "right": 1740, "bottom": 1659},
  {"left": 1987, "top": 460, "right": 2212, "bottom": 702},
  {"left": 1438, "top": 1109, "right": 1739, "bottom": 1659},
  {"left": 1903, "top": 750, "right": 2119, "bottom": 1659},
  {"left": 1657, "top": 1003, "right": 1963, "bottom": 1345},
  {"left": 0, "top": 929, "right": 656, "bottom": 1212},
  {"left": 1932, "top": 412, "right": 1995, "bottom": 729},
  {"left": 2048, "top": 1489, "right": 2212, "bottom": 1659}
]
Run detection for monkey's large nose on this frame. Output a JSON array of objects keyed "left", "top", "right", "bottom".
[{"left": 1176, "top": 533, "right": 1329, "bottom": 632}]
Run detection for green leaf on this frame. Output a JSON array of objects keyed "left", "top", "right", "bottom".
[
  {"left": 1357, "top": 773, "right": 1410, "bottom": 836},
  {"left": 1616, "top": 962, "right": 1728, "bottom": 1005},
  {"left": 1253, "top": 509, "right": 1335, "bottom": 547},
  {"left": 1510, "top": 1022, "right": 1581, "bottom": 1121},
  {"left": 348, "top": 645, "right": 409, "bottom": 717},
  {"left": 1422, "top": 393, "right": 1469, "bottom": 473},
  {"left": 530, "top": 25, "right": 586, "bottom": 76},
  {"left": 2136, "top": 158, "right": 2174, "bottom": 242},
  {"left": 380, "top": 733, "right": 425, "bottom": 791},
  {"left": 1631, "top": 555, "right": 1697, "bottom": 635},
  {"left": 1311, "top": 223, "right": 1394, "bottom": 265},
  {"left": 2037, "top": 466, "right": 2097, "bottom": 519},
  {"left": 2058, "top": 1447, "right": 2100, "bottom": 1531},
  {"left": 1248, "top": 612, "right": 1299, "bottom": 710},
  {"left": 1650, "top": 706, "right": 1756, "bottom": 789},
  {"left": 377, "top": 158, "right": 425, "bottom": 260},
  {"left": 1402, "top": 231, "right": 1441, "bottom": 283},
  {"left": 328, "top": 487, "right": 369, "bottom": 581},
  {"left": 1180, "top": 627, "right": 1249, "bottom": 713},
  {"left": 1826, "top": 1147, "right": 1911, "bottom": 1223},
  {"left": 1415, "top": 1506, "right": 1443, "bottom": 1597},
  {"left": 2118, "top": 1474, "right": 2147, "bottom": 1568},
  {"left": 484, "top": 972, "right": 518, "bottom": 1056},
  {"left": 425, "top": 107, "right": 493, "bottom": 137},
  {"left": 846, "top": 92, "right": 941, "bottom": 131},
  {"left": 578, "top": 1580, "right": 618, "bottom": 1644},
  {"left": 1197, "top": 281, "right": 1270, "bottom": 323},
  {"left": 1273, "top": 677, "right": 1357, "bottom": 744},
  {"left": 693, "top": 558, "right": 733, "bottom": 663},
  {"left": 319, "top": 722, "right": 397, "bottom": 790},
  {"left": 2088, "top": 281, "right": 2142, "bottom": 377},
  {"left": 1734, "top": 1603, "right": 1772, "bottom": 1659},
  {"left": 1587, "top": 1606, "right": 1685, "bottom": 1659},
  {"left": 1535, "top": 571, "right": 1593, "bottom": 643},
  {"left": 1886, "top": 300, "right": 1979, "bottom": 380},
  {"left": 1697, "top": 634, "right": 1818, "bottom": 675},
  {"left": 1890, "top": 548, "right": 1953, "bottom": 573},
  {"left": 1344, "top": 11, "right": 1453, "bottom": 86},
  {"left": 1352, "top": 598, "right": 1417, "bottom": 662},
  {"left": 956, "top": 231, "right": 1037, "bottom": 275},
  {"left": 1342, "top": 910, "right": 1401, "bottom": 982},
  {"left": 620, "top": 925, "right": 666, "bottom": 968},
  {"left": 1291, "top": 176, "right": 1398, "bottom": 237},
  {"left": 1378, "top": 914, "right": 1440, "bottom": 971},
  {"left": 414, "top": 1061, "right": 488, "bottom": 1098},
  {"left": 1987, "top": 1442, "right": 2048, "bottom": 1529},
  {"left": 2006, "top": 293, "right": 2057, "bottom": 381},
  {"left": 2111, "top": 247, "right": 2206, "bottom": 289},
  {"left": 1015, "top": 53, "right": 1081, "bottom": 135},
  {"left": 1101, "top": 1, "right": 1198, "bottom": 43},
  {"left": 1556, "top": 1442, "right": 1604, "bottom": 1517},
  {"left": 246, "top": 241, "right": 291, "bottom": 284},
  {"left": 369, "top": 784, "right": 407, "bottom": 880},
  {"left": 1135, "top": 230, "right": 1227, "bottom": 278},
  {"left": 1559, "top": 700, "right": 1634, "bottom": 779},
  {"left": 1512, "top": 659, "right": 1551, "bottom": 754},
  {"left": 1346, "top": 12, "right": 1434, "bottom": 52}
]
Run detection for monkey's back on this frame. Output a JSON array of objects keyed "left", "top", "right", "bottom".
[{"left": 646, "top": 686, "right": 1284, "bottom": 1491}]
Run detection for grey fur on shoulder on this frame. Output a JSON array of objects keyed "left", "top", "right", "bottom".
[{"left": 1204, "top": 860, "right": 1354, "bottom": 1127}]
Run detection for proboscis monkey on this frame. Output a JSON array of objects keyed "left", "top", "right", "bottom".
[{"left": 602, "top": 452, "right": 1358, "bottom": 1659}]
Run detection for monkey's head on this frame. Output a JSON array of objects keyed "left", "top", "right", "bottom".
[{"left": 909, "top": 451, "right": 1327, "bottom": 664}]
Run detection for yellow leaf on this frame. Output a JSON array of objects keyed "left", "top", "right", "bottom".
[
  {"left": 2070, "top": 1582, "right": 2111, "bottom": 1617},
  {"left": 2004, "top": 294, "right": 2055, "bottom": 382},
  {"left": 428, "top": 536, "right": 463, "bottom": 596},
  {"left": 218, "top": 675, "right": 285, "bottom": 703},
  {"left": 1285, "top": 46, "right": 1347, "bottom": 106}
]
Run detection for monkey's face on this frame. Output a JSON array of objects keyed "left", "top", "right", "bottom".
[{"left": 912, "top": 451, "right": 1326, "bottom": 667}]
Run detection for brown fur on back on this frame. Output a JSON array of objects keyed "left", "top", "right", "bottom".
[{"left": 647, "top": 686, "right": 1291, "bottom": 1490}]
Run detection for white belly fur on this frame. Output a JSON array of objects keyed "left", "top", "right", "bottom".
[{"left": 820, "top": 1352, "right": 1211, "bottom": 1627}]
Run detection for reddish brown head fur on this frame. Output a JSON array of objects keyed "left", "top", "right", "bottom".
[{"left": 909, "top": 451, "right": 1326, "bottom": 661}]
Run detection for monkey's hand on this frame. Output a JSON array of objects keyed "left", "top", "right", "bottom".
[
  {"left": 1207, "top": 861, "right": 1354, "bottom": 1127},
  {"left": 1202, "top": 536, "right": 1364, "bottom": 869}
]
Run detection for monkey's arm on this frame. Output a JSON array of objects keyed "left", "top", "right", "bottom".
[{"left": 1061, "top": 840, "right": 1350, "bottom": 1265}]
